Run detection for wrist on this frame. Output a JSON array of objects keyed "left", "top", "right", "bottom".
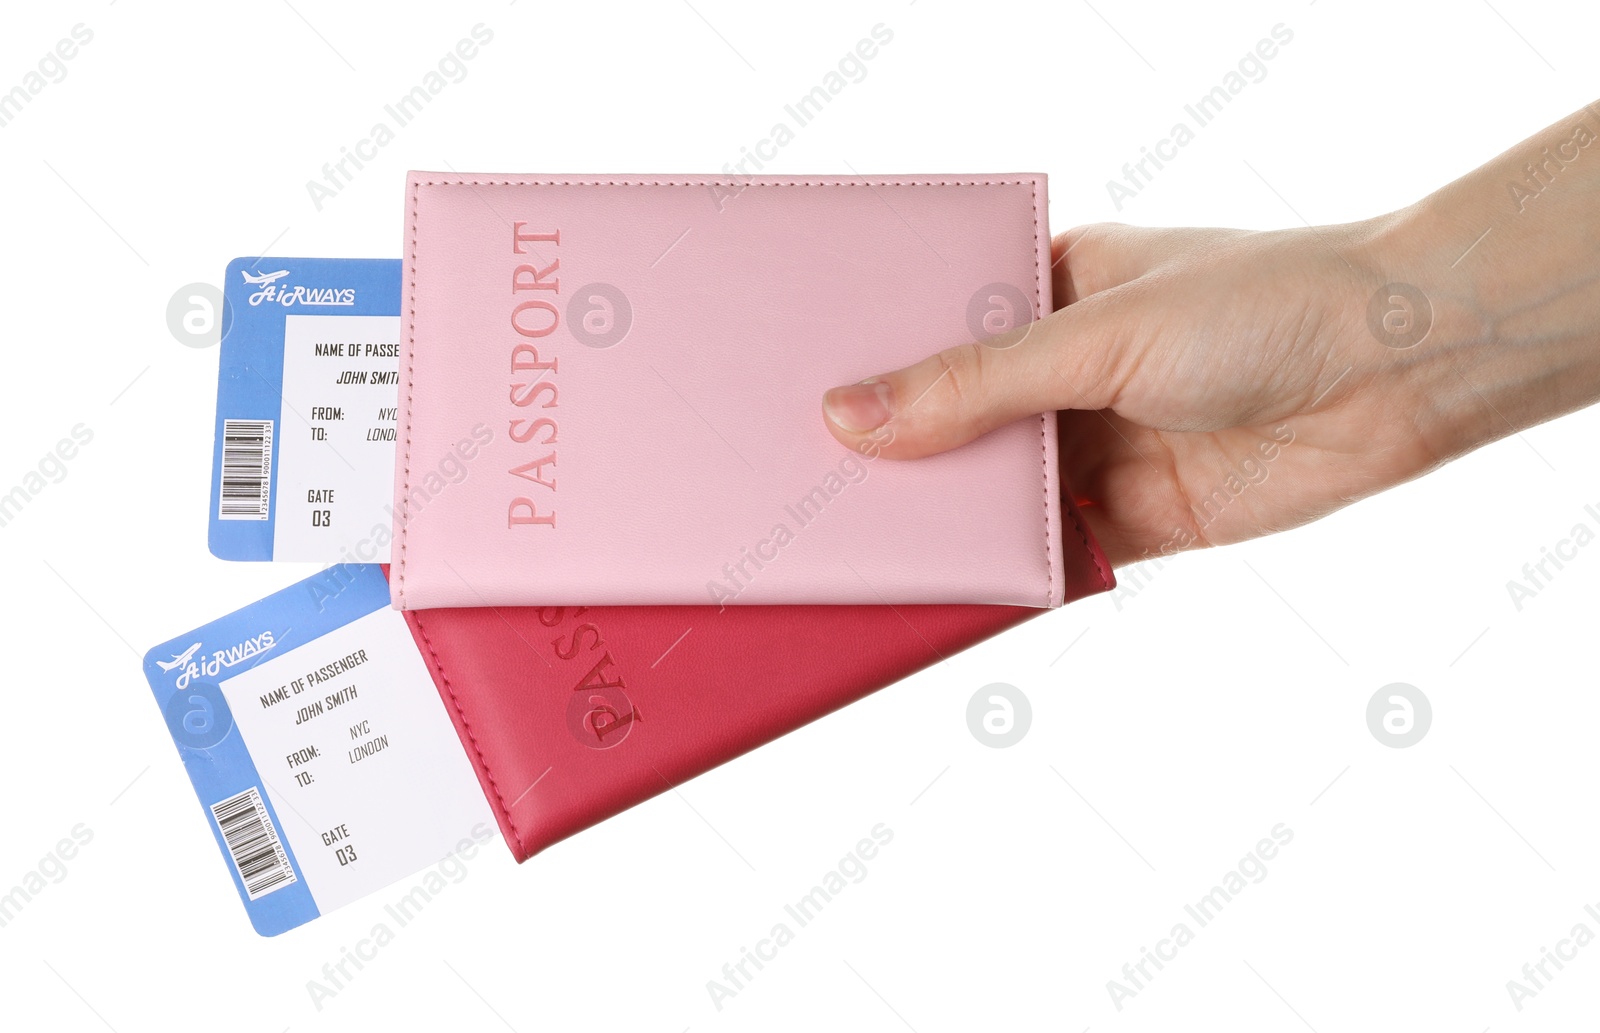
[{"left": 1355, "top": 111, "right": 1600, "bottom": 461}]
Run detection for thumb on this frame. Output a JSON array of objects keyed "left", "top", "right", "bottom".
[{"left": 820, "top": 297, "right": 1124, "bottom": 459}]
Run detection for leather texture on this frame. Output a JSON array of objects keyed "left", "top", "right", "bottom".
[
  {"left": 393, "top": 173, "right": 1074, "bottom": 610},
  {"left": 392, "top": 587, "right": 1115, "bottom": 862}
]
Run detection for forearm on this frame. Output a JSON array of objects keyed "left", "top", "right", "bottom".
[{"left": 1365, "top": 100, "right": 1600, "bottom": 463}]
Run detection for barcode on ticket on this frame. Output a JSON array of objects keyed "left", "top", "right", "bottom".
[
  {"left": 218, "top": 418, "right": 273, "bottom": 520},
  {"left": 210, "top": 786, "right": 296, "bottom": 900}
]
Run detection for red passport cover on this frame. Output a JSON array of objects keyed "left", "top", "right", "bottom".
[{"left": 393, "top": 561, "right": 1110, "bottom": 862}]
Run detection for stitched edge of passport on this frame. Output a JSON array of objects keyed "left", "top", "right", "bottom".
[
  {"left": 398, "top": 179, "right": 420, "bottom": 608},
  {"left": 409, "top": 611, "right": 528, "bottom": 857},
  {"left": 397, "top": 176, "right": 1070, "bottom": 607},
  {"left": 1027, "top": 178, "right": 1055, "bottom": 606},
  {"left": 1064, "top": 495, "right": 1112, "bottom": 594}
]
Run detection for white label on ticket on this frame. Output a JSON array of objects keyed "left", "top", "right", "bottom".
[
  {"left": 214, "top": 606, "right": 491, "bottom": 915},
  {"left": 272, "top": 314, "right": 401, "bottom": 562}
]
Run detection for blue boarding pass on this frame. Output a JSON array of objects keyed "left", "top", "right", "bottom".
[
  {"left": 142, "top": 563, "right": 496, "bottom": 935},
  {"left": 209, "top": 258, "right": 402, "bottom": 562}
]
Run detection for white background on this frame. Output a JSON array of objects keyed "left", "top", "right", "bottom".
[{"left": 2, "top": 0, "right": 1597, "bottom": 1029}]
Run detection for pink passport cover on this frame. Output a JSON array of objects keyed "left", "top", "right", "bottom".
[{"left": 393, "top": 174, "right": 1065, "bottom": 609}]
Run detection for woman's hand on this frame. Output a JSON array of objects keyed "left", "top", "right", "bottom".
[{"left": 822, "top": 103, "right": 1600, "bottom": 568}]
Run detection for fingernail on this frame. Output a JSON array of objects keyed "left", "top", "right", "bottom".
[{"left": 823, "top": 379, "right": 893, "bottom": 433}]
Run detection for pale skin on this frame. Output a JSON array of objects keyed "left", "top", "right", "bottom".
[{"left": 822, "top": 101, "right": 1600, "bottom": 569}]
